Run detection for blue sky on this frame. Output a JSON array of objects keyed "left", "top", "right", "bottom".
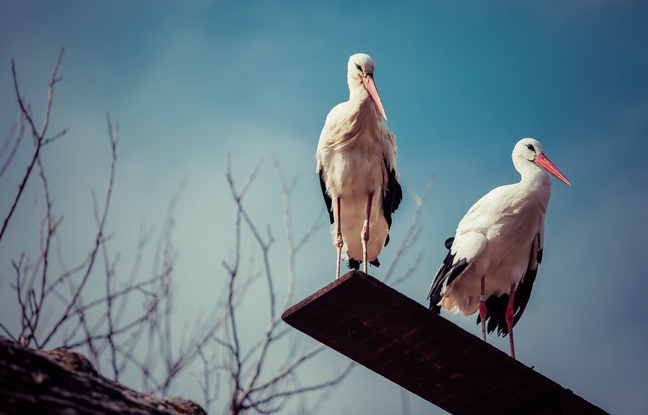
[{"left": 1, "top": 1, "right": 647, "bottom": 414}]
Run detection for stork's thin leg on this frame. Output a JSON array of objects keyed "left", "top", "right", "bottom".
[
  {"left": 361, "top": 192, "right": 374, "bottom": 274},
  {"left": 335, "top": 197, "right": 343, "bottom": 280},
  {"left": 479, "top": 275, "right": 487, "bottom": 342},
  {"left": 506, "top": 282, "right": 517, "bottom": 360}
]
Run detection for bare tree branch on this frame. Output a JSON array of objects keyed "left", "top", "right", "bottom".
[
  {"left": 38, "top": 113, "right": 117, "bottom": 348},
  {"left": 0, "top": 47, "right": 66, "bottom": 243},
  {"left": 0, "top": 113, "right": 25, "bottom": 178}
]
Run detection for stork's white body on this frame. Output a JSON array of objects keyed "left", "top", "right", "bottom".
[
  {"left": 428, "top": 138, "right": 570, "bottom": 359},
  {"left": 316, "top": 54, "right": 401, "bottom": 275},
  {"left": 440, "top": 172, "right": 550, "bottom": 315}
]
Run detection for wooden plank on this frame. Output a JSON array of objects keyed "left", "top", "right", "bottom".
[{"left": 282, "top": 271, "right": 610, "bottom": 415}]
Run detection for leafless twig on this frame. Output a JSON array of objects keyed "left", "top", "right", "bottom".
[{"left": 0, "top": 47, "right": 66, "bottom": 243}]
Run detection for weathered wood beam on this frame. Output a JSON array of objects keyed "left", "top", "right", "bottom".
[{"left": 282, "top": 270, "right": 609, "bottom": 415}]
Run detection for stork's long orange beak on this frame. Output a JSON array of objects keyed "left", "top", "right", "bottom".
[
  {"left": 535, "top": 154, "right": 571, "bottom": 186},
  {"left": 362, "top": 73, "right": 387, "bottom": 121}
]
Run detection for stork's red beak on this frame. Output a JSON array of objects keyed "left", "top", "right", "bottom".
[
  {"left": 362, "top": 74, "right": 387, "bottom": 121},
  {"left": 534, "top": 154, "right": 571, "bottom": 186}
]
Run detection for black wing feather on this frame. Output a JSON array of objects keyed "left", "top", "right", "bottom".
[
  {"left": 382, "top": 159, "right": 402, "bottom": 247},
  {"left": 428, "top": 237, "right": 469, "bottom": 314},
  {"left": 477, "top": 234, "right": 543, "bottom": 336},
  {"left": 318, "top": 169, "right": 334, "bottom": 224}
]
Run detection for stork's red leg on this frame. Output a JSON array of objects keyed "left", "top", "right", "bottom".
[
  {"left": 361, "top": 192, "right": 374, "bottom": 273},
  {"left": 506, "top": 282, "right": 517, "bottom": 360},
  {"left": 480, "top": 275, "right": 487, "bottom": 342},
  {"left": 335, "top": 197, "right": 343, "bottom": 280}
]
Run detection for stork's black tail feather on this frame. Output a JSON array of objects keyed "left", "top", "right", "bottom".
[
  {"left": 428, "top": 237, "right": 466, "bottom": 313},
  {"left": 476, "top": 239, "right": 542, "bottom": 337},
  {"left": 348, "top": 259, "right": 360, "bottom": 270},
  {"left": 347, "top": 258, "right": 381, "bottom": 271},
  {"left": 476, "top": 269, "right": 538, "bottom": 337}
]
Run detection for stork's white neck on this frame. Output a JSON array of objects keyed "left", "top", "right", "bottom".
[
  {"left": 348, "top": 77, "right": 369, "bottom": 101},
  {"left": 515, "top": 159, "right": 553, "bottom": 202},
  {"left": 347, "top": 83, "right": 381, "bottom": 127}
]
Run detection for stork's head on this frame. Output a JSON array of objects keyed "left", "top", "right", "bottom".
[
  {"left": 513, "top": 138, "right": 571, "bottom": 186},
  {"left": 347, "top": 53, "right": 387, "bottom": 120}
]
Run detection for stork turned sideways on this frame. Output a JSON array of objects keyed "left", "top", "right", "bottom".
[
  {"left": 428, "top": 138, "right": 571, "bottom": 359},
  {"left": 316, "top": 53, "right": 402, "bottom": 279}
]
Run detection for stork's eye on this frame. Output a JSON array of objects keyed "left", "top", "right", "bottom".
[
  {"left": 355, "top": 63, "right": 362, "bottom": 72},
  {"left": 526, "top": 144, "right": 536, "bottom": 152}
]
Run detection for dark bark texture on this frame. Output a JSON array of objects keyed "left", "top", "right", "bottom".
[{"left": 0, "top": 336, "right": 206, "bottom": 415}]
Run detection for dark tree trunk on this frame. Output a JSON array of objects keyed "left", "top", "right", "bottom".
[{"left": 0, "top": 336, "right": 206, "bottom": 415}]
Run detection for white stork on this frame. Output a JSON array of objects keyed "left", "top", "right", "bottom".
[
  {"left": 316, "top": 53, "right": 402, "bottom": 279},
  {"left": 428, "top": 138, "right": 571, "bottom": 359}
]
